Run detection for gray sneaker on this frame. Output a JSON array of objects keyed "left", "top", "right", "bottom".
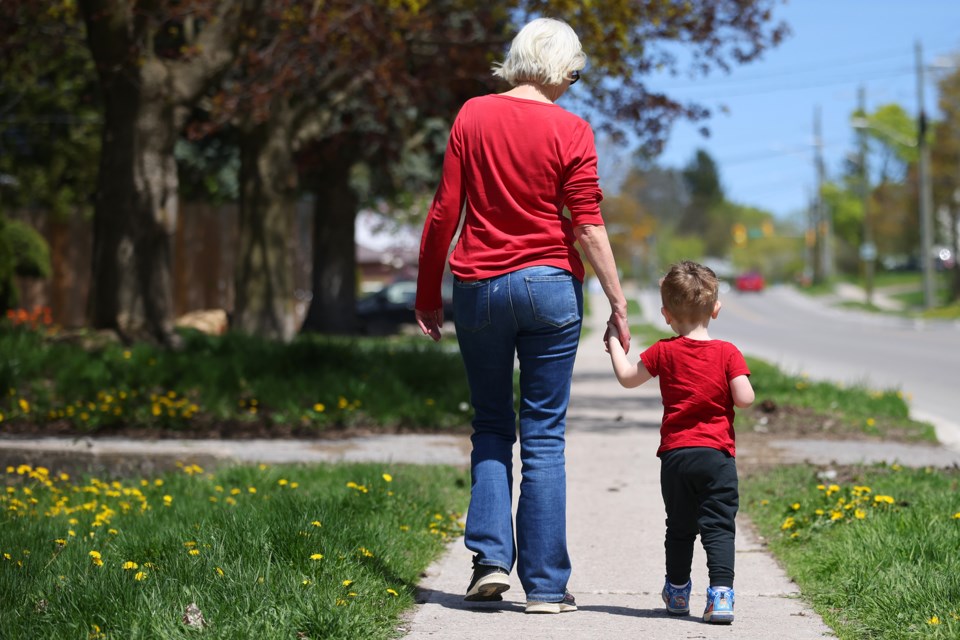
[{"left": 525, "top": 591, "right": 578, "bottom": 614}]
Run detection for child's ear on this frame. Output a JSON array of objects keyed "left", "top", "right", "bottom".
[
  {"left": 711, "top": 300, "right": 722, "bottom": 319},
  {"left": 661, "top": 306, "right": 673, "bottom": 325}
]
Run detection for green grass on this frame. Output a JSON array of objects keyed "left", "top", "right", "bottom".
[
  {"left": 0, "top": 327, "right": 472, "bottom": 434},
  {"left": 742, "top": 463, "right": 960, "bottom": 639},
  {"left": 0, "top": 461, "right": 469, "bottom": 639}
]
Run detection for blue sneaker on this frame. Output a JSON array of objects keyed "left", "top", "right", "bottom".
[
  {"left": 661, "top": 578, "right": 691, "bottom": 615},
  {"left": 703, "top": 586, "right": 735, "bottom": 624}
]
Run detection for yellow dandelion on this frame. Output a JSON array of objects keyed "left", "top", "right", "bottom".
[
  {"left": 387, "top": 588, "right": 399, "bottom": 597},
  {"left": 216, "top": 567, "right": 225, "bottom": 577},
  {"left": 952, "top": 512, "right": 960, "bottom": 519},
  {"left": 866, "top": 418, "right": 876, "bottom": 427},
  {"left": 382, "top": 473, "right": 393, "bottom": 483},
  {"left": 928, "top": 616, "right": 940, "bottom": 625},
  {"left": 122, "top": 561, "right": 138, "bottom": 570},
  {"left": 313, "top": 403, "right": 325, "bottom": 413},
  {"left": 780, "top": 517, "right": 795, "bottom": 531},
  {"left": 134, "top": 571, "right": 147, "bottom": 581},
  {"left": 310, "top": 553, "right": 324, "bottom": 561},
  {"left": 791, "top": 502, "right": 800, "bottom": 511},
  {"left": 342, "top": 580, "right": 353, "bottom": 587},
  {"left": 247, "top": 487, "right": 257, "bottom": 494},
  {"left": 854, "top": 509, "right": 867, "bottom": 519},
  {"left": 302, "top": 579, "right": 311, "bottom": 586},
  {"left": 18, "top": 398, "right": 30, "bottom": 413},
  {"left": 188, "top": 549, "right": 200, "bottom": 556},
  {"left": 311, "top": 521, "right": 322, "bottom": 527}
]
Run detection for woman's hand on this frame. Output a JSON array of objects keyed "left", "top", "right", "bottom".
[
  {"left": 415, "top": 308, "right": 443, "bottom": 342},
  {"left": 604, "top": 312, "right": 630, "bottom": 353}
]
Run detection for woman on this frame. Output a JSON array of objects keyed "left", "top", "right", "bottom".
[{"left": 415, "top": 17, "right": 630, "bottom": 614}]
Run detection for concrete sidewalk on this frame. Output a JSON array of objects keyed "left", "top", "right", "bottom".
[{"left": 401, "top": 295, "right": 834, "bottom": 639}]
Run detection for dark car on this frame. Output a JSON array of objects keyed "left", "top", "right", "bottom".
[
  {"left": 734, "top": 271, "right": 765, "bottom": 292},
  {"left": 356, "top": 279, "right": 454, "bottom": 335}
]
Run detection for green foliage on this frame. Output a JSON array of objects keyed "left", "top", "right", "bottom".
[
  {"left": 0, "top": 2, "right": 99, "bottom": 219},
  {"left": 175, "top": 137, "right": 240, "bottom": 205},
  {"left": 743, "top": 464, "right": 960, "bottom": 639},
  {"left": 0, "top": 461, "right": 469, "bottom": 639},
  {"left": 0, "top": 215, "right": 51, "bottom": 312}
]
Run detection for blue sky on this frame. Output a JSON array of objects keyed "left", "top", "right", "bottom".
[{"left": 613, "top": 0, "right": 960, "bottom": 222}]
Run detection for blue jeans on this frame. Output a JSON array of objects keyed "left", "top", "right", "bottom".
[{"left": 453, "top": 265, "right": 583, "bottom": 601}]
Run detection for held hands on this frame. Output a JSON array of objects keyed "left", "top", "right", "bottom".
[
  {"left": 604, "top": 312, "right": 630, "bottom": 354},
  {"left": 415, "top": 308, "right": 443, "bottom": 342}
]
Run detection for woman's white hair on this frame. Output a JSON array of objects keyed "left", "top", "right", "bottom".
[{"left": 492, "top": 17, "right": 586, "bottom": 87}]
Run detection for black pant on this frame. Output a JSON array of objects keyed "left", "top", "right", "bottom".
[{"left": 660, "top": 447, "right": 738, "bottom": 589}]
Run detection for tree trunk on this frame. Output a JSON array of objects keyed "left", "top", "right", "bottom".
[
  {"left": 301, "top": 138, "right": 359, "bottom": 334},
  {"left": 86, "top": 69, "right": 138, "bottom": 335},
  {"left": 79, "top": 0, "right": 254, "bottom": 345},
  {"left": 234, "top": 110, "right": 297, "bottom": 341}
]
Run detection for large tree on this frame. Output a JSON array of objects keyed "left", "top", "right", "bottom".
[
  {"left": 77, "top": 0, "right": 260, "bottom": 345},
  {"left": 221, "top": 0, "right": 788, "bottom": 337}
]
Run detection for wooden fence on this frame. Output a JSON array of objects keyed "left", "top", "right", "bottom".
[{"left": 13, "top": 201, "right": 314, "bottom": 329}]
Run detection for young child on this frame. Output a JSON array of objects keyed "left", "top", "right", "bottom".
[{"left": 605, "top": 260, "right": 755, "bottom": 624}]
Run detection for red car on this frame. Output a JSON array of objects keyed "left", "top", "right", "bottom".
[{"left": 735, "top": 272, "right": 765, "bottom": 292}]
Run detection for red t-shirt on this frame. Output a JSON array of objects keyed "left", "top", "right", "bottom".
[
  {"left": 640, "top": 336, "right": 751, "bottom": 457},
  {"left": 415, "top": 94, "right": 605, "bottom": 311}
]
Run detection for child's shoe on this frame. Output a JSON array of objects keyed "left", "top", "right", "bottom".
[
  {"left": 661, "top": 578, "right": 691, "bottom": 615},
  {"left": 703, "top": 586, "right": 735, "bottom": 624}
]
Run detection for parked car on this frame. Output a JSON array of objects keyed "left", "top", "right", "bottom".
[
  {"left": 734, "top": 271, "right": 765, "bottom": 292},
  {"left": 356, "top": 278, "right": 454, "bottom": 335}
]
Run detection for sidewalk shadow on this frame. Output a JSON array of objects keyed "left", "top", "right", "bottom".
[
  {"left": 415, "top": 588, "right": 703, "bottom": 624},
  {"left": 414, "top": 587, "right": 523, "bottom": 614}
]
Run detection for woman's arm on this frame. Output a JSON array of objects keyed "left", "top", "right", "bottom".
[{"left": 575, "top": 223, "right": 630, "bottom": 353}]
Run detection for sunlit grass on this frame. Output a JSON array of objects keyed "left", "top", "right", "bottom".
[
  {"left": 743, "top": 463, "right": 960, "bottom": 639},
  {"left": 0, "top": 327, "right": 472, "bottom": 434},
  {"left": 0, "top": 461, "right": 468, "bottom": 639}
]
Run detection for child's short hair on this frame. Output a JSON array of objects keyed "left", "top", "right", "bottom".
[{"left": 660, "top": 261, "right": 719, "bottom": 323}]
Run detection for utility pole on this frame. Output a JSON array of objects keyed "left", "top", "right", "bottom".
[
  {"left": 916, "top": 40, "right": 936, "bottom": 309},
  {"left": 815, "top": 105, "right": 832, "bottom": 280},
  {"left": 858, "top": 86, "right": 875, "bottom": 306}
]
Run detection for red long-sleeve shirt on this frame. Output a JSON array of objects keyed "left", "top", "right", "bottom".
[{"left": 415, "top": 94, "right": 605, "bottom": 311}]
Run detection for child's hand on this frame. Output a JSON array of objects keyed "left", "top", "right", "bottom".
[{"left": 604, "top": 321, "right": 621, "bottom": 353}]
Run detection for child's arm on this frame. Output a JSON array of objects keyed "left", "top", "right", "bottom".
[
  {"left": 606, "top": 322, "right": 653, "bottom": 389},
  {"left": 730, "top": 375, "right": 755, "bottom": 408}
]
